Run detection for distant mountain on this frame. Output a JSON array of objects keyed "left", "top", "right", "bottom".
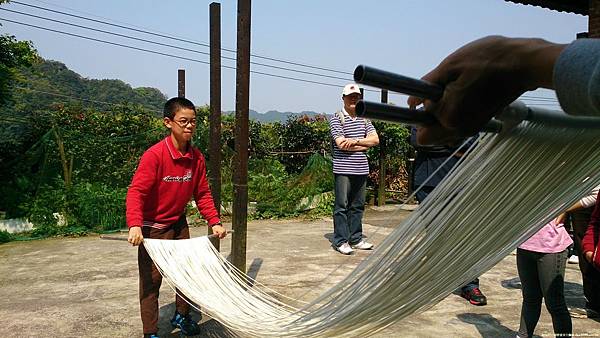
[
  {"left": 1, "top": 59, "right": 168, "bottom": 161},
  {"left": 224, "top": 109, "right": 327, "bottom": 123},
  {"left": 5, "top": 59, "right": 167, "bottom": 115}
]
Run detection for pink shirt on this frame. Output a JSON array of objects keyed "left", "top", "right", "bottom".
[{"left": 519, "top": 219, "right": 573, "bottom": 253}]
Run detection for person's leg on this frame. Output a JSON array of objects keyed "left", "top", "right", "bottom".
[
  {"left": 333, "top": 174, "right": 351, "bottom": 247},
  {"left": 572, "top": 208, "right": 600, "bottom": 314},
  {"left": 139, "top": 226, "right": 173, "bottom": 335},
  {"left": 169, "top": 215, "right": 202, "bottom": 336},
  {"left": 517, "top": 248, "right": 543, "bottom": 338},
  {"left": 172, "top": 215, "right": 191, "bottom": 316},
  {"left": 538, "top": 250, "right": 572, "bottom": 337},
  {"left": 348, "top": 175, "right": 367, "bottom": 245},
  {"left": 415, "top": 186, "right": 434, "bottom": 204},
  {"left": 461, "top": 278, "right": 479, "bottom": 292},
  {"left": 584, "top": 264, "right": 600, "bottom": 316}
]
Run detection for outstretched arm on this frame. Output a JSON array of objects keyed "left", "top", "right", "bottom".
[{"left": 407, "top": 36, "right": 566, "bottom": 145}]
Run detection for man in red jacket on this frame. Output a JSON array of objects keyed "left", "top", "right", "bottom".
[
  {"left": 583, "top": 194, "right": 600, "bottom": 318},
  {"left": 126, "top": 97, "right": 226, "bottom": 338}
]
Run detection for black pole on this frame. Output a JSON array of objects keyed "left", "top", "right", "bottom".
[
  {"left": 177, "top": 69, "right": 185, "bottom": 98},
  {"left": 354, "top": 65, "right": 443, "bottom": 100},
  {"left": 232, "top": 0, "right": 251, "bottom": 273},
  {"left": 355, "top": 100, "right": 503, "bottom": 134},
  {"left": 209, "top": 2, "right": 222, "bottom": 250}
]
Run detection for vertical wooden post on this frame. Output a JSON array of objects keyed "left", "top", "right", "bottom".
[
  {"left": 377, "top": 89, "right": 387, "bottom": 206},
  {"left": 590, "top": 0, "right": 600, "bottom": 38},
  {"left": 209, "top": 2, "right": 222, "bottom": 250},
  {"left": 178, "top": 69, "right": 185, "bottom": 97},
  {"left": 53, "top": 127, "right": 72, "bottom": 189},
  {"left": 232, "top": 0, "right": 251, "bottom": 272}
]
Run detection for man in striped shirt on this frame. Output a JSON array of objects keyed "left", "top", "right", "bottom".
[{"left": 329, "top": 83, "right": 379, "bottom": 255}]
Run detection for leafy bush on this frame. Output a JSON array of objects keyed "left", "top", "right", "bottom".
[
  {"left": 22, "top": 180, "right": 126, "bottom": 237},
  {"left": 250, "top": 154, "right": 333, "bottom": 219},
  {"left": 72, "top": 182, "right": 126, "bottom": 231},
  {"left": 0, "top": 230, "right": 12, "bottom": 244},
  {"left": 275, "top": 115, "right": 330, "bottom": 174},
  {"left": 26, "top": 180, "right": 70, "bottom": 231}
]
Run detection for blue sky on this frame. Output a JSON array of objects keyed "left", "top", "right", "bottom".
[{"left": 0, "top": 0, "right": 587, "bottom": 114}]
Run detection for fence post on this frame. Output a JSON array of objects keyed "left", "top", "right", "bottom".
[
  {"left": 178, "top": 69, "right": 185, "bottom": 97},
  {"left": 208, "top": 2, "right": 222, "bottom": 250},
  {"left": 377, "top": 90, "right": 387, "bottom": 206},
  {"left": 232, "top": 0, "right": 251, "bottom": 273}
]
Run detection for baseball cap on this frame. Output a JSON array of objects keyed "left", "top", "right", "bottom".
[{"left": 342, "top": 83, "right": 361, "bottom": 96}]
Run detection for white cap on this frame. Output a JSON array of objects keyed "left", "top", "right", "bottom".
[{"left": 342, "top": 83, "right": 361, "bottom": 96}]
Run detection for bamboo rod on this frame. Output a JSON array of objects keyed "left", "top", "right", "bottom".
[{"left": 100, "top": 230, "right": 234, "bottom": 242}]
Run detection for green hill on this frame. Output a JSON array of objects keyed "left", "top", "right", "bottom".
[
  {"left": 0, "top": 59, "right": 167, "bottom": 163},
  {"left": 5, "top": 59, "right": 167, "bottom": 115}
]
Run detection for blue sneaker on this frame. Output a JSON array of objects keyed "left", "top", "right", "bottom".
[{"left": 170, "top": 312, "right": 201, "bottom": 336}]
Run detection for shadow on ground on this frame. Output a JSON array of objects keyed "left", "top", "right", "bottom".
[
  {"left": 154, "top": 258, "right": 265, "bottom": 337},
  {"left": 457, "top": 313, "right": 528, "bottom": 338},
  {"left": 157, "top": 302, "right": 235, "bottom": 337}
]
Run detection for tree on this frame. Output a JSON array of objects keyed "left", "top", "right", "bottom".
[{"left": 0, "top": 34, "right": 39, "bottom": 106}]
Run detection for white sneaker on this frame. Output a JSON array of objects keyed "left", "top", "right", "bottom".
[
  {"left": 568, "top": 255, "right": 579, "bottom": 264},
  {"left": 351, "top": 240, "right": 374, "bottom": 250},
  {"left": 335, "top": 242, "right": 353, "bottom": 255}
]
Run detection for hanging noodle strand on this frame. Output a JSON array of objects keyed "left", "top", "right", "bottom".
[{"left": 144, "top": 120, "right": 600, "bottom": 337}]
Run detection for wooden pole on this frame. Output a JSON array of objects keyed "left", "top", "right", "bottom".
[
  {"left": 377, "top": 89, "right": 387, "bottom": 206},
  {"left": 232, "top": 0, "right": 251, "bottom": 272},
  {"left": 590, "top": 0, "right": 599, "bottom": 38},
  {"left": 209, "top": 2, "right": 222, "bottom": 250},
  {"left": 178, "top": 69, "right": 185, "bottom": 97}
]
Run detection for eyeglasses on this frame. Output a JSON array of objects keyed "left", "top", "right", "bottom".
[{"left": 172, "top": 118, "right": 197, "bottom": 128}]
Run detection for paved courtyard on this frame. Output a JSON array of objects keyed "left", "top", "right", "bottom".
[{"left": 1, "top": 205, "right": 599, "bottom": 337}]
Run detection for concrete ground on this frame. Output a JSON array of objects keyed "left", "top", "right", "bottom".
[{"left": 1, "top": 205, "right": 600, "bottom": 338}]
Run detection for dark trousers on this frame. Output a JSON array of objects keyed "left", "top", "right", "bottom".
[
  {"left": 415, "top": 184, "right": 478, "bottom": 292},
  {"left": 570, "top": 208, "right": 600, "bottom": 311},
  {"left": 138, "top": 215, "right": 192, "bottom": 334},
  {"left": 517, "top": 248, "right": 571, "bottom": 338},
  {"left": 333, "top": 174, "right": 367, "bottom": 247}
]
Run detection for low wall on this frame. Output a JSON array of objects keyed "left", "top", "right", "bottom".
[{"left": 0, "top": 218, "right": 34, "bottom": 234}]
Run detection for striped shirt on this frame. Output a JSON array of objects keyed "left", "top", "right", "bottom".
[{"left": 329, "top": 108, "right": 376, "bottom": 175}]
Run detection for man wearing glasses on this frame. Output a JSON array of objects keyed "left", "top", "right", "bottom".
[{"left": 126, "top": 97, "right": 227, "bottom": 338}]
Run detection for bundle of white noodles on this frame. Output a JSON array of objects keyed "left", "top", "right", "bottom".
[{"left": 144, "top": 120, "right": 600, "bottom": 337}]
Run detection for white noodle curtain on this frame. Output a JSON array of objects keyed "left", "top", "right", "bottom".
[{"left": 144, "top": 121, "right": 600, "bottom": 337}]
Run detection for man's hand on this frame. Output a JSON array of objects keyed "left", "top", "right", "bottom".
[
  {"left": 554, "top": 213, "right": 566, "bottom": 225},
  {"left": 585, "top": 251, "right": 594, "bottom": 263},
  {"left": 212, "top": 224, "right": 227, "bottom": 239},
  {"left": 128, "top": 226, "right": 143, "bottom": 246},
  {"left": 337, "top": 137, "right": 358, "bottom": 150},
  {"left": 407, "top": 36, "right": 565, "bottom": 145}
]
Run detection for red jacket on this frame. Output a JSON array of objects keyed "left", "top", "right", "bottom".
[
  {"left": 126, "top": 136, "right": 220, "bottom": 229},
  {"left": 583, "top": 190, "right": 600, "bottom": 270}
]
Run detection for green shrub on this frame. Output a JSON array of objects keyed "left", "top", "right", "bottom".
[
  {"left": 0, "top": 230, "right": 12, "bottom": 244},
  {"left": 250, "top": 154, "right": 334, "bottom": 219},
  {"left": 26, "top": 180, "right": 70, "bottom": 231},
  {"left": 72, "top": 182, "right": 126, "bottom": 231},
  {"left": 23, "top": 181, "right": 126, "bottom": 237}
]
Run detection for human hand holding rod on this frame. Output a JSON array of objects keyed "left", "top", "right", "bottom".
[
  {"left": 354, "top": 36, "right": 567, "bottom": 145},
  {"left": 405, "top": 36, "right": 565, "bottom": 145}
]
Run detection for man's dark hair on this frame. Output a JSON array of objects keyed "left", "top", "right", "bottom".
[{"left": 163, "top": 97, "right": 196, "bottom": 119}]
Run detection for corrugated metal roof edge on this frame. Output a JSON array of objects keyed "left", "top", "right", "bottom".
[{"left": 505, "top": 0, "right": 587, "bottom": 16}]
